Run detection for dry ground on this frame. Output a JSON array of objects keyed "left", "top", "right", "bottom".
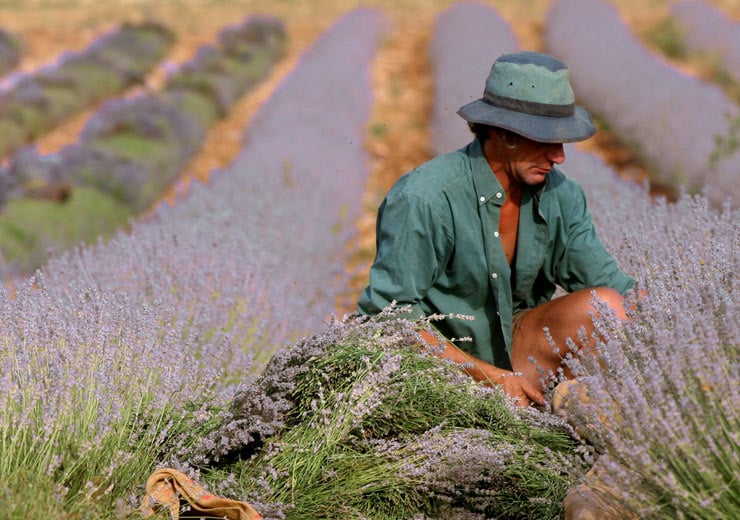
[{"left": 1, "top": 0, "right": 738, "bottom": 312}]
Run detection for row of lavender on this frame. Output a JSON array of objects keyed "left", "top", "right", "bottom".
[
  {"left": 430, "top": 2, "right": 737, "bottom": 517},
  {"left": 0, "top": 8, "right": 387, "bottom": 516},
  {"left": 0, "top": 16, "right": 285, "bottom": 280},
  {"left": 428, "top": 0, "right": 518, "bottom": 153},
  {"left": 672, "top": 0, "right": 740, "bottom": 82},
  {"left": 0, "top": 22, "right": 174, "bottom": 160},
  {"left": 0, "top": 28, "right": 21, "bottom": 77},
  {"left": 58, "top": 15, "right": 285, "bottom": 212},
  {"left": 546, "top": 0, "right": 738, "bottom": 208}
]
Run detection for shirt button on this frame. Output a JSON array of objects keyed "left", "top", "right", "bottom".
[
  {"left": 479, "top": 196, "right": 485, "bottom": 202},
  {"left": 494, "top": 231, "right": 500, "bottom": 237},
  {"left": 495, "top": 192, "right": 503, "bottom": 199},
  {"left": 491, "top": 273, "right": 498, "bottom": 279}
]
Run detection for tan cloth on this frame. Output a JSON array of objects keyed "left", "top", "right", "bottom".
[{"left": 141, "top": 468, "right": 262, "bottom": 520}]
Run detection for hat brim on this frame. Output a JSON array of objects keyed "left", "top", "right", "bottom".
[{"left": 457, "top": 99, "right": 596, "bottom": 143}]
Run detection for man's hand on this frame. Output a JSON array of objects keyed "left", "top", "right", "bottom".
[
  {"left": 419, "top": 328, "right": 545, "bottom": 407},
  {"left": 487, "top": 370, "right": 545, "bottom": 407}
]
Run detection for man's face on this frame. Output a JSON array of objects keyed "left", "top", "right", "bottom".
[{"left": 502, "top": 134, "right": 566, "bottom": 186}]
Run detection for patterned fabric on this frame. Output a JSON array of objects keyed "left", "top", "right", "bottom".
[{"left": 141, "top": 468, "right": 262, "bottom": 520}]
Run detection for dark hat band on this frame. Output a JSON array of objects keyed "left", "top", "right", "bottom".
[{"left": 483, "top": 91, "right": 575, "bottom": 117}]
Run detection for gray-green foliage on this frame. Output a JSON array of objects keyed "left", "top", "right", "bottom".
[
  {"left": 0, "top": 22, "right": 174, "bottom": 159},
  {"left": 642, "top": 16, "right": 688, "bottom": 59},
  {"left": 710, "top": 113, "right": 740, "bottom": 168},
  {"left": 0, "top": 187, "right": 131, "bottom": 275}
]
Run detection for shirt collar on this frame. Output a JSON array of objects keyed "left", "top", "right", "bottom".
[
  {"left": 467, "top": 138, "right": 553, "bottom": 207},
  {"left": 467, "top": 138, "right": 505, "bottom": 206}
]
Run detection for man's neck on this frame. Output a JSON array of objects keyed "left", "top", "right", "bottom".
[
  {"left": 494, "top": 169, "right": 522, "bottom": 200},
  {"left": 482, "top": 136, "right": 523, "bottom": 199}
]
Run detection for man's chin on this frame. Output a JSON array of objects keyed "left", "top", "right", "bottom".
[{"left": 524, "top": 171, "right": 549, "bottom": 185}]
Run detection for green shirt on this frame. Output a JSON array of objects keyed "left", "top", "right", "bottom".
[{"left": 357, "top": 138, "right": 634, "bottom": 369}]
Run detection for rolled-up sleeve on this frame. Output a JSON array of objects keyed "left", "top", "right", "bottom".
[
  {"left": 357, "top": 189, "right": 452, "bottom": 320},
  {"left": 555, "top": 182, "right": 634, "bottom": 295}
]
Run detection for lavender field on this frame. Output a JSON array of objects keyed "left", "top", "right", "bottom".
[
  {"left": 546, "top": 0, "right": 739, "bottom": 206},
  {"left": 0, "top": 0, "right": 738, "bottom": 518},
  {"left": 0, "top": 15, "right": 285, "bottom": 280}
]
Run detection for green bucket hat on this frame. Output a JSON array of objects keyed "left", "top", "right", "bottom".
[{"left": 457, "top": 51, "right": 595, "bottom": 143}]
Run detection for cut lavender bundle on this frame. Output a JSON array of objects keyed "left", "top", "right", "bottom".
[{"left": 202, "top": 314, "right": 589, "bottom": 520}]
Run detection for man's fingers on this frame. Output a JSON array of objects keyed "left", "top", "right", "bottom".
[
  {"left": 501, "top": 378, "right": 536, "bottom": 407},
  {"left": 526, "top": 386, "right": 545, "bottom": 406},
  {"left": 514, "top": 380, "right": 545, "bottom": 407},
  {"left": 497, "top": 373, "right": 546, "bottom": 407},
  {"left": 522, "top": 383, "right": 545, "bottom": 406}
]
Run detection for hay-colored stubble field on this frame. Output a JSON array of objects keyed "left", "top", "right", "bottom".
[{"left": 1, "top": 0, "right": 738, "bottom": 311}]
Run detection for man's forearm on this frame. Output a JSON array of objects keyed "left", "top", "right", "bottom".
[
  {"left": 417, "top": 328, "right": 545, "bottom": 406},
  {"left": 417, "top": 329, "right": 509, "bottom": 384}
]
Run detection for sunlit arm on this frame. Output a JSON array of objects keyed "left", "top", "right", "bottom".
[{"left": 417, "top": 328, "right": 545, "bottom": 407}]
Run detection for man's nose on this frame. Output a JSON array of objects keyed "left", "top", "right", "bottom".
[{"left": 547, "top": 143, "right": 565, "bottom": 164}]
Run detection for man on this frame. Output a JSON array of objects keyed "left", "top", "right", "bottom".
[{"left": 358, "top": 51, "right": 634, "bottom": 407}]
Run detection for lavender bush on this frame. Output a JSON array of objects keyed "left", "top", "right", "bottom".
[
  {"left": 671, "top": 0, "right": 740, "bottom": 82},
  {"left": 429, "top": 1, "right": 518, "bottom": 153},
  {"left": 0, "top": 22, "right": 174, "bottom": 159},
  {"left": 545, "top": 0, "right": 739, "bottom": 207},
  {"left": 0, "top": 186, "right": 131, "bottom": 279},
  {"left": 9, "top": 97, "right": 204, "bottom": 209},
  {"left": 164, "top": 14, "right": 285, "bottom": 120},
  {"left": 0, "top": 7, "right": 386, "bottom": 518},
  {"left": 556, "top": 147, "right": 738, "bottom": 518}
]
